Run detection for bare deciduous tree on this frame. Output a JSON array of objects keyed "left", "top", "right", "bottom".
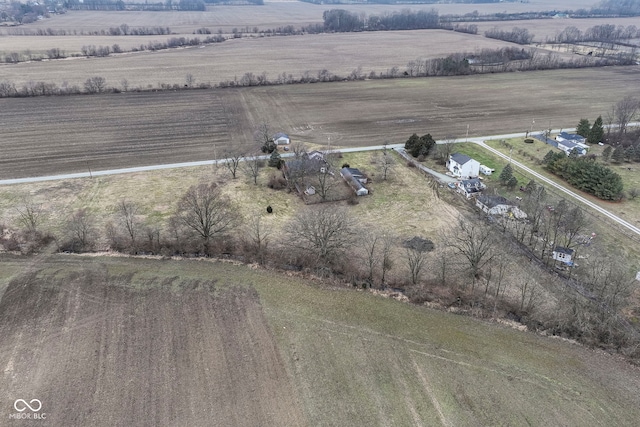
[
  {"left": 380, "top": 234, "right": 395, "bottom": 286},
  {"left": 286, "top": 206, "right": 357, "bottom": 262},
  {"left": 185, "top": 73, "right": 195, "bottom": 88},
  {"left": 406, "top": 247, "right": 427, "bottom": 285},
  {"left": 291, "top": 141, "right": 308, "bottom": 158},
  {"left": 434, "top": 139, "right": 455, "bottom": 164},
  {"left": 175, "top": 183, "right": 237, "bottom": 255},
  {"left": 67, "top": 208, "right": 95, "bottom": 251},
  {"left": 243, "top": 155, "right": 263, "bottom": 185},
  {"left": 446, "top": 218, "right": 495, "bottom": 290},
  {"left": 360, "top": 231, "right": 382, "bottom": 286},
  {"left": 118, "top": 200, "right": 140, "bottom": 245},
  {"left": 84, "top": 76, "right": 106, "bottom": 94},
  {"left": 223, "top": 151, "right": 244, "bottom": 179},
  {"left": 244, "top": 213, "right": 272, "bottom": 264},
  {"left": 378, "top": 145, "right": 395, "bottom": 181},
  {"left": 313, "top": 166, "right": 336, "bottom": 202},
  {"left": 254, "top": 123, "right": 275, "bottom": 153},
  {"left": 609, "top": 96, "right": 639, "bottom": 135},
  {"left": 15, "top": 197, "right": 44, "bottom": 233}
]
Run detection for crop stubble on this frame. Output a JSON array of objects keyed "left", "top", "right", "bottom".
[
  {"left": 1, "top": 67, "right": 640, "bottom": 179},
  {"left": 0, "top": 266, "right": 304, "bottom": 426}
]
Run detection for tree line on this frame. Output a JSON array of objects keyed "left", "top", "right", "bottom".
[
  {"left": 0, "top": 44, "right": 635, "bottom": 97},
  {"left": 543, "top": 151, "right": 624, "bottom": 200},
  {"left": 484, "top": 27, "right": 534, "bottom": 45},
  {"left": 553, "top": 24, "right": 640, "bottom": 44}
]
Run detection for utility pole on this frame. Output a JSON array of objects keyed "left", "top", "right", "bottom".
[{"left": 466, "top": 124, "right": 469, "bottom": 142}]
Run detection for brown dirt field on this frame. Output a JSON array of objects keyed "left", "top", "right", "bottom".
[
  {"left": 0, "top": 35, "right": 185, "bottom": 57},
  {"left": 0, "top": 30, "right": 523, "bottom": 88},
  {"left": 0, "top": 265, "right": 305, "bottom": 426},
  {"left": 2, "top": 67, "right": 640, "bottom": 180},
  {"left": 5, "top": 1, "right": 595, "bottom": 34}
]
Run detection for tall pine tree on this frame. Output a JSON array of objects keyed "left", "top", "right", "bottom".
[
  {"left": 588, "top": 116, "right": 604, "bottom": 144},
  {"left": 576, "top": 118, "right": 591, "bottom": 137},
  {"left": 499, "top": 164, "right": 514, "bottom": 185},
  {"left": 612, "top": 146, "right": 625, "bottom": 163}
]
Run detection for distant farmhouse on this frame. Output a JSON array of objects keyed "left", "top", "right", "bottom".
[
  {"left": 476, "top": 195, "right": 527, "bottom": 219},
  {"left": 340, "top": 167, "right": 369, "bottom": 196},
  {"left": 556, "top": 132, "right": 588, "bottom": 156},
  {"left": 282, "top": 155, "right": 328, "bottom": 195},
  {"left": 273, "top": 132, "right": 290, "bottom": 145},
  {"left": 456, "top": 178, "right": 485, "bottom": 199},
  {"left": 447, "top": 153, "right": 480, "bottom": 178}
]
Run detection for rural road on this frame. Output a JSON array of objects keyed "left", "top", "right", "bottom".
[
  {"left": 469, "top": 138, "right": 640, "bottom": 237},
  {"left": 1, "top": 127, "right": 638, "bottom": 238}
]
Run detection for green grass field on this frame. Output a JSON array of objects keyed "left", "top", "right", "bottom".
[{"left": 2, "top": 254, "right": 639, "bottom": 426}]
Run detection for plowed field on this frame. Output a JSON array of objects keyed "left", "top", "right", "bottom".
[
  {"left": 0, "top": 261, "right": 304, "bottom": 426},
  {"left": 1, "top": 67, "right": 640, "bottom": 179}
]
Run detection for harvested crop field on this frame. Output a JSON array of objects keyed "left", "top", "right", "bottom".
[
  {"left": 468, "top": 17, "right": 640, "bottom": 43},
  {"left": 0, "top": 257, "right": 304, "bottom": 426},
  {"left": 1, "top": 67, "right": 640, "bottom": 179},
  {"left": 4, "top": 1, "right": 592, "bottom": 34},
  {"left": 0, "top": 30, "right": 524, "bottom": 88},
  {"left": 1, "top": 254, "right": 640, "bottom": 426}
]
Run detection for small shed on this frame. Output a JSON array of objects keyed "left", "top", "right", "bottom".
[
  {"left": 552, "top": 246, "right": 574, "bottom": 265},
  {"left": 479, "top": 165, "right": 494, "bottom": 176}
]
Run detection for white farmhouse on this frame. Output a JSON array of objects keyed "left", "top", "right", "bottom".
[
  {"left": 273, "top": 132, "right": 290, "bottom": 145},
  {"left": 556, "top": 132, "right": 588, "bottom": 156},
  {"left": 447, "top": 153, "right": 480, "bottom": 178}
]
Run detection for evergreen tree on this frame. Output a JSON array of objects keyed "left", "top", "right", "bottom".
[
  {"left": 404, "top": 133, "right": 421, "bottom": 157},
  {"left": 419, "top": 134, "right": 436, "bottom": 156},
  {"left": 612, "top": 146, "right": 625, "bottom": 163},
  {"left": 507, "top": 176, "right": 518, "bottom": 190},
  {"left": 542, "top": 150, "right": 555, "bottom": 164},
  {"left": 404, "top": 133, "right": 435, "bottom": 157},
  {"left": 588, "top": 116, "right": 604, "bottom": 145},
  {"left": 576, "top": 118, "right": 591, "bottom": 137},
  {"left": 624, "top": 145, "right": 635, "bottom": 162},
  {"left": 499, "top": 164, "right": 513, "bottom": 185},
  {"left": 268, "top": 149, "right": 281, "bottom": 168},
  {"left": 602, "top": 145, "right": 612, "bottom": 162},
  {"left": 633, "top": 144, "right": 640, "bottom": 162}
]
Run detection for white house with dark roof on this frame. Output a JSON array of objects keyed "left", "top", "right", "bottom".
[
  {"left": 556, "top": 132, "right": 586, "bottom": 144},
  {"left": 456, "top": 178, "right": 485, "bottom": 199},
  {"left": 447, "top": 153, "right": 480, "bottom": 178},
  {"left": 273, "top": 132, "right": 290, "bottom": 145},
  {"left": 552, "top": 246, "right": 575, "bottom": 265},
  {"left": 476, "top": 195, "right": 527, "bottom": 219},
  {"left": 556, "top": 132, "right": 588, "bottom": 156}
]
